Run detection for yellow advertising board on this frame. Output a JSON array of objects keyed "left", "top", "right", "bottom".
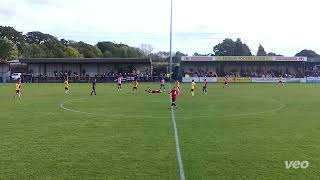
[
  {"left": 216, "top": 56, "right": 273, "bottom": 61},
  {"left": 235, "top": 77, "right": 252, "bottom": 82}
]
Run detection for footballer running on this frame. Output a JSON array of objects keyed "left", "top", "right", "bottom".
[
  {"left": 160, "top": 78, "right": 166, "bottom": 91},
  {"left": 133, "top": 79, "right": 139, "bottom": 93},
  {"left": 203, "top": 79, "right": 208, "bottom": 95},
  {"left": 64, "top": 78, "right": 69, "bottom": 95},
  {"left": 91, "top": 78, "right": 97, "bottom": 95},
  {"left": 14, "top": 79, "right": 22, "bottom": 99},
  {"left": 175, "top": 80, "right": 180, "bottom": 91},
  {"left": 169, "top": 86, "right": 179, "bottom": 107},
  {"left": 223, "top": 76, "right": 229, "bottom": 88},
  {"left": 117, "top": 75, "right": 123, "bottom": 91},
  {"left": 191, "top": 79, "right": 196, "bottom": 96}
]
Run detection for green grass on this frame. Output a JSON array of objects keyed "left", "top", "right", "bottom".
[{"left": 1, "top": 82, "right": 320, "bottom": 179}]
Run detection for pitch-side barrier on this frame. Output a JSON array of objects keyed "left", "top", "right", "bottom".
[{"left": 182, "top": 77, "right": 310, "bottom": 83}]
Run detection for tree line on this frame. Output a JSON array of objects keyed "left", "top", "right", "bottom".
[
  {"left": 0, "top": 25, "right": 319, "bottom": 62},
  {"left": 0, "top": 26, "right": 187, "bottom": 63},
  {"left": 212, "top": 38, "right": 319, "bottom": 58},
  {"left": 0, "top": 26, "right": 146, "bottom": 59}
]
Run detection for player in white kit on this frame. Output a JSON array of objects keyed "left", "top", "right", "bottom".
[
  {"left": 117, "top": 76, "right": 123, "bottom": 91},
  {"left": 160, "top": 78, "right": 166, "bottom": 92}
]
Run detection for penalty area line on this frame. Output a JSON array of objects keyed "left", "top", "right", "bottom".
[{"left": 169, "top": 83, "right": 185, "bottom": 180}]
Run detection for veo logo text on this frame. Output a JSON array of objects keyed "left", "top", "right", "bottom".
[{"left": 285, "top": 161, "right": 309, "bottom": 169}]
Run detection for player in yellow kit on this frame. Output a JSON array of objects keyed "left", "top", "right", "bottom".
[
  {"left": 64, "top": 79, "right": 69, "bottom": 95},
  {"left": 133, "top": 80, "right": 139, "bottom": 93},
  {"left": 175, "top": 80, "right": 180, "bottom": 91},
  {"left": 14, "top": 80, "right": 21, "bottom": 99},
  {"left": 191, "top": 79, "right": 196, "bottom": 96}
]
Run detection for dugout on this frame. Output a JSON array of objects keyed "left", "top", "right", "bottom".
[
  {"left": 0, "top": 60, "right": 10, "bottom": 83},
  {"left": 180, "top": 56, "right": 306, "bottom": 79},
  {"left": 19, "top": 58, "right": 152, "bottom": 82},
  {"left": 305, "top": 57, "right": 320, "bottom": 77}
]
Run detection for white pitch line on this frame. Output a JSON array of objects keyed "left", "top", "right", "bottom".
[
  {"left": 60, "top": 98, "right": 95, "bottom": 115},
  {"left": 60, "top": 97, "right": 286, "bottom": 120},
  {"left": 168, "top": 83, "right": 185, "bottom": 180},
  {"left": 60, "top": 94, "right": 287, "bottom": 180},
  {"left": 60, "top": 98, "right": 171, "bottom": 119}
]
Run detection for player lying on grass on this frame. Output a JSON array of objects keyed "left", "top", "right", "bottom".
[
  {"left": 145, "top": 87, "right": 162, "bottom": 93},
  {"left": 14, "top": 79, "right": 21, "bottom": 99},
  {"left": 169, "top": 86, "right": 179, "bottom": 107}
]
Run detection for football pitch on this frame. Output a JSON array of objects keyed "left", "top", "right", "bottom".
[{"left": 1, "top": 82, "right": 320, "bottom": 179}]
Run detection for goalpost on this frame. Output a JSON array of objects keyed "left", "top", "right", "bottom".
[{"left": 169, "top": 0, "right": 173, "bottom": 82}]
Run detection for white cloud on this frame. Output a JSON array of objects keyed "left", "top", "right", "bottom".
[{"left": 1, "top": 0, "right": 320, "bottom": 55}]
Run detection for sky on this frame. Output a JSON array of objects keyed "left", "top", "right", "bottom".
[{"left": 0, "top": 0, "right": 320, "bottom": 56}]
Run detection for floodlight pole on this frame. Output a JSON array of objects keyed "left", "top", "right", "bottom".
[{"left": 169, "top": 0, "right": 173, "bottom": 82}]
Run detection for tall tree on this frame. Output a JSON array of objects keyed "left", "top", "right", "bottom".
[
  {"left": 213, "top": 38, "right": 251, "bottom": 56},
  {"left": 0, "top": 37, "right": 19, "bottom": 60},
  {"left": 26, "top": 31, "right": 59, "bottom": 44},
  {"left": 213, "top": 38, "right": 234, "bottom": 56},
  {"left": 70, "top": 41, "right": 102, "bottom": 58},
  {"left": 0, "top": 26, "right": 26, "bottom": 53},
  {"left": 65, "top": 46, "right": 82, "bottom": 58},
  {"left": 234, "top": 38, "right": 251, "bottom": 56},
  {"left": 96, "top": 41, "right": 116, "bottom": 54},
  {"left": 140, "top": 44, "right": 153, "bottom": 57},
  {"left": 93, "top": 46, "right": 103, "bottom": 58},
  {"left": 103, "top": 51, "right": 113, "bottom": 58},
  {"left": 295, "top": 49, "right": 319, "bottom": 58},
  {"left": 60, "top": 39, "right": 69, "bottom": 46},
  {"left": 96, "top": 41, "right": 143, "bottom": 58},
  {"left": 22, "top": 44, "right": 47, "bottom": 58},
  {"left": 113, "top": 47, "right": 128, "bottom": 58},
  {"left": 257, "top": 44, "right": 267, "bottom": 56},
  {"left": 25, "top": 31, "right": 67, "bottom": 58},
  {"left": 44, "top": 41, "right": 66, "bottom": 58},
  {"left": 267, "top": 52, "right": 276, "bottom": 56},
  {"left": 193, "top": 52, "right": 205, "bottom": 56},
  {"left": 158, "top": 51, "right": 170, "bottom": 59},
  {"left": 266, "top": 52, "right": 283, "bottom": 56},
  {"left": 174, "top": 51, "right": 187, "bottom": 63}
]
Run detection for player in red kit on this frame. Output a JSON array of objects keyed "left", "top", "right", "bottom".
[
  {"left": 203, "top": 79, "right": 208, "bottom": 95},
  {"left": 169, "top": 86, "right": 179, "bottom": 107}
]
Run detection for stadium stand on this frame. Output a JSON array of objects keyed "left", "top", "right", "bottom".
[
  {"left": 18, "top": 58, "right": 153, "bottom": 83},
  {"left": 180, "top": 56, "right": 307, "bottom": 79},
  {"left": 0, "top": 60, "right": 10, "bottom": 83},
  {"left": 305, "top": 57, "right": 320, "bottom": 77},
  {"left": 9, "top": 56, "right": 320, "bottom": 83}
]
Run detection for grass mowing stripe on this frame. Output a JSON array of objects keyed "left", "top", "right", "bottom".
[
  {"left": 169, "top": 83, "right": 186, "bottom": 180},
  {"left": 60, "top": 98, "right": 172, "bottom": 119}
]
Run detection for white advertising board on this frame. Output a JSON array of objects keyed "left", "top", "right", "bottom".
[{"left": 182, "top": 77, "right": 217, "bottom": 83}]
